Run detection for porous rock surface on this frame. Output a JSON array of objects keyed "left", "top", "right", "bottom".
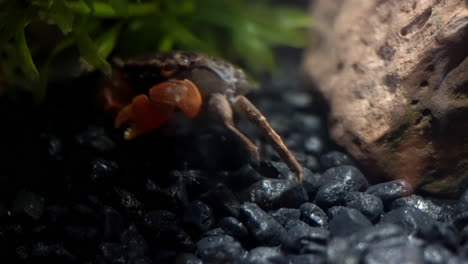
[{"left": 305, "top": 0, "right": 468, "bottom": 196}]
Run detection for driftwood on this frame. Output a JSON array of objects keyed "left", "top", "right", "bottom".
[{"left": 304, "top": 0, "right": 468, "bottom": 196}]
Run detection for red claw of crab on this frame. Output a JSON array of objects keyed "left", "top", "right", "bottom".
[
  {"left": 115, "top": 94, "right": 175, "bottom": 140},
  {"left": 114, "top": 80, "right": 203, "bottom": 140},
  {"left": 149, "top": 79, "right": 202, "bottom": 119}
]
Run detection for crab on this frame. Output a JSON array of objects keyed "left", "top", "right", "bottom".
[{"left": 99, "top": 51, "right": 303, "bottom": 182}]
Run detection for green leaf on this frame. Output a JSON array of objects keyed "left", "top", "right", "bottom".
[
  {"left": 37, "top": 37, "right": 74, "bottom": 101},
  {"left": 49, "top": 0, "right": 74, "bottom": 34},
  {"left": 16, "top": 22, "right": 39, "bottom": 80},
  {"left": 74, "top": 27, "right": 111, "bottom": 74},
  {"left": 82, "top": 0, "right": 95, "bottom": 13},
  {"left": 109, "top": 0, "right": 129, "bottom": 16},
  {"left": 96, "top": 23, "right": 122, "bottom": 58},
  {"left": 233, "top": 30, "right": 275, "bottom": 73},
  {"left": 66, "top": 1, "right": 158, "bottom": 18}
]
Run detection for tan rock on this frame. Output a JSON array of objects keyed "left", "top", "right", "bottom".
[{"left": 304, "top": 0, "right": 468, "bottom": 196}]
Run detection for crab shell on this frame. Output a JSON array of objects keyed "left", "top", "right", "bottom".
[{"left": 101, "top": 51, "right": 254, "bottom": 112}]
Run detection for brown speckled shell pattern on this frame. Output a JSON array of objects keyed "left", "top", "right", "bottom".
[{"left": 114, "top": 51, "right": 252, "bottom": 101}]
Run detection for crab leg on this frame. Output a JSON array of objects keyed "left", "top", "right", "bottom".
[
  {"left": 208, "top": 93, "right": 260, "bottom": 164},
  {"left": 233, "top": 95, "right": 303, "bottom": 182}
]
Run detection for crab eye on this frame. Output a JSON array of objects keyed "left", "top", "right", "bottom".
[{"left": 161, "top": 64, "right": 177, "bottom": 78}]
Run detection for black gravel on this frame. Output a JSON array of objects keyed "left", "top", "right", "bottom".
[{"left": 0, "top": 48, "right": 466, "bottom": 263}]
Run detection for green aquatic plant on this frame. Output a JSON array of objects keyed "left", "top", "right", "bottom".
[{"left": 0, "top": 0, "right": 311, "bottom": 97}]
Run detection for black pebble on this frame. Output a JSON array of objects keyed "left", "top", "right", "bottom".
[
  {"left": 289, "top": 253, "right": 326, "bottom": 264},
  {"left": 283, "top": 220, "right": 329, "bottom": 253},
  {"left": 328, "top": 207, "right": 372, "bottom": 237},
  {"left": 304, "top": 136, "right": 324, "bottom": 155},
  {"left": 183, "top": 200, "right": 214, "bottom": 233},
  {"left": 327, "top": 223, "right": 406, "bottom": 263},
  {"left": 75, "top": 126, "right": 115, "bottom": 153},
  {"left": 344, "top": 192, "right": 383, "bottom": 223},
  {"left": 200, "top": 183, "right": 241, "bottom": 218},
  {"left": 379, "top": 206, "right": 437, "bottom": 238},
  {"left": 120, "top": 225, "right": 148, "bottom": 261},
  {"left": 392, "top": 194, "right": 456, "bottom": 222},
  {"left": 366, "top": 179, "right": 413, "bottom": 206},
  {"left": 246, "top": 247, "right": 283, "bottom": 264},
  {"left": 196, "top": 235, "right": 246, "bottom": 264},
  {"left": 363, "top": 236, "right": 424, "bottom": 264},
  {"left": 301, "top": 169, "right": 320, "bottom": 198},
  {"left": 258, "top": 161, "right": 297, "bottom": 181},
  {"left": 319, "top": 151, "right": 354, "bottom": 169},
  {"left": 30, "top": 242, "right": 76, "bottom": 262},
  {"left": 314, "top": 166, "right": 368, "bottom": 209},
  {"left": 270, "top": 208, "right": 301, "bottom": 226},
  {"left": 113, "top": 187, "right": 143, "bottom": 210},
  {"left": 240, "top": 203, "right": 287, "bottom": 246},
  {"left": 143, "top": 210, "right": 193, "bottom": 250},
  {"left": 423, "top": 243, "right": 454, "bottom": 264},
  {"left": 245, "top": 179, "right": 308, "bottom": 211},
  {"left": 13, "top": 190, "right": 45, "bottom": 220},
  {"left": 220, "top": 217, "right": 249, "bottom": 239},
  {"left": 175, "top": 253, "right": 203, "bottom": 264},
  {"left": 102, "top": 206, "right": 123, "bottom": 241},
  {"left": 299, "top": 202, "right": 328, "bottom": 228},
  {"left": 89, "top": 159, "right": 119, "bottom": 184}
]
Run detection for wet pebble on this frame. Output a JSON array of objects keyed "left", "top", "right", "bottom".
[
  {"left": 143, "top": 210, "right": 193, "bottom": 249},
  {"left": 423, "top": 243, "right": 454, "bottom": 264},
  {"left": 327, "top": 224, "right": 406, "bottom": 264},
  {"left": 364, "top": 236, "right": 425, "bottom": 264},
  {"left": 102, "top": 206, "right": 123, "bottom": 241},
  {"left": 366, "top": 180, "right": 413, "bottom": 206},
  {"left": 304, "top": 136, "right": 324, "bottom": 155},
  {"left": 13, "top": 190, "right": 45, "bottom": 220},
  {"left": 226, "top": 164, "right": 264, "bottom": 191},
  {"left": 175, "top": 253, "right": 203, "bottom": 264},
  {"left": 289, "top": 253, "right": 326, "bottom": 264},
  {"left": 30, "top": 242, "right": 76, "bottom": 261},
  {"left": 328, "top": 207, "right": 372, "bottom": 237},
  {"left": 75, "top": 126, "right": 115, "bottom": 153},
  {"left": 89, "top": 159, "right": 119, "bottom": 184},
  {"left": 120, "top": 225, "right": 148, "bottom": 260},
  {"left": 240, "top": 203, "right": 287, "bottom": 246},
  {"left": 99, "top": 242, "right": 128, "bottom": 264},
  {"left": 314, "top": 165, "right": 368, "bottom": 209},
  {"left": 183, "top": 200, "right": 214, "bottom": 233},
  {"left": 270, "top": 208, "right": 301, "bottom": 226},
  {"left": 245, "top": 179, "right": 308, "bottom": 211},
  {"left": 284, "top": 220, "right": 329, "bottom": 253},
  {"left": 201, "top": 183, "right": 241, "bottom": 218},
  {"left": 379, "top": 206, "right": 437, "bottom": 238},
  {"left": 113, "top": 187, "right": 142, "bottom": 210},
  {"left": 258, "top": 161, "right": 296, "bottom": 181},
  {"left": 299, "top": 202, "right": 328, "bottom": 228},
  {"left": 220, "top": 217, "right": 249, "bottom": 239},
  {"left": 196, "top": 235, "right": 246, "bottom": 264},
  {"left": 301, "top": 168, "right": 320, "bottom": 198},
  {"left": 319, "top": 151, "right": 354, "bottom": 169},
  {"left": 392, "top": 194, "right": 456, "bottom": 222},
  {"left": 345, "top": 192, "right": 383, "bottom": 222},
  {"left": 246, "top": 246, "right": 283, "bottom": 264}
]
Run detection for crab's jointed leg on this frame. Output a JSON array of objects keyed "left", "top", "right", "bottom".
[
  {"left": 208, "top": 93, "right": 260, "bottom": 164},
  {"left": 233, "top": 95, "right": 303, "bottom": 182}
]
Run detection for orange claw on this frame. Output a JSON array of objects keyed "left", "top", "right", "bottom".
[
  {"left": 115, "top": 94, "right": 175, "bottom": 140},
  {"left": 149, "top": 79, "right": 202, "bottom": 119},
  {"left": 114, "top": 80, "right": 202, "bottom": 140}
]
